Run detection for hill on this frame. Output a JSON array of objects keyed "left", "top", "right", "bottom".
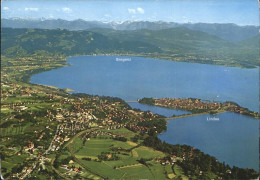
[
  {"left": 1, "top": 28, "right": 161, "bottom": 56},
  {"left": 2, "top": 18, "right": 259, "bottom": 42},
  {"left": 239, "top": 35, "right": 259, "bottom": 47},
  {"left": 1, "top": 27, "right": 259, "bottom": 68},
  {"left": 181, "top": 23, "right": 259, "bottom": 42}
]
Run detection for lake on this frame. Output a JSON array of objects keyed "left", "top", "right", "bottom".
[
  {"left": 128, "top": 102, "right": 191, "bottom": 117},
  {"left": 31, "top": 55, "right": 259, "bottom": 170},
  {"left": 31, "top": 55, "right": 259, "bottom": 112}
]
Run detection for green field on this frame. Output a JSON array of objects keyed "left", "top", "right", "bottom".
[
  {"left": 103, "top": 128, "right": 137, "bottom": 139},
  {"left": 72, "top": 138, "right": 130, "bottom": 156},
  {"left": 1, "top": 96, "right": 40, "bottom": 104},
  {"left": 132, "top": 146, "right": 165, "bottom": 159},
  {"left": 65, "top": 130, "right": 169, "bottom": 179},
  {"left": 1, "top": 153, "right": 30, "bottom": 175},
  {"left": 173, "top": 164, "right": 189, "bottom": 180},
  {"left": 1, "top": 107, "right": 13, "bottom": 113},
  {"left": 120, "top": 164, "right": 159, "bottom": 180},
  {"left": 148, "top": 161, "right": 171, "bottom": 180},
  {"left": 80, "top": 160, "right": 125, "bottom": 179},
  {"left": 1, "top": 126, "right": 26, "bottom": 137},
  {"left": 164, "top": 164, "right": 175, "bottom": 179}
]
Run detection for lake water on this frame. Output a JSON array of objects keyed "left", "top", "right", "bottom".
[
  {"left": 158, "top": 112, "right": 259, "bottom": 170},
  {"left": 31, "top": 55, "right": 259, "bottom": 170},
  {"left": 31, "top": 55, "right": 259, "bottom": 112},
  {"left": 128, "top": 102, "right": 191, "bottom": 117}
]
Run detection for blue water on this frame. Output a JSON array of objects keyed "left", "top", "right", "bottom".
[
  {"left": 158, "top": 112, "right": 259, "bottom": 170},
  {"left": 31, "top": 55, "right": 259, "bottom": 112},
  {"left": 30, "top": 55, "right": 259, "bottom": 170},
  {"left": 128, "top": 102, "right": 191, "bottom": 117}
]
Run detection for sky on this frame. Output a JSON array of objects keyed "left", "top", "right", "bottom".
[{"left": 1, "top": 0, "right": 259, "bottom": 26}]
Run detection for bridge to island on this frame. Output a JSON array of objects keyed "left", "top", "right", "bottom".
[{"left": 126, "top": 101, "right": 138, "bottom": 103}]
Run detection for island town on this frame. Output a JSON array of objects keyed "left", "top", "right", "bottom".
[{"left": 138, "top": 97, "right": 259, "bottom": 118}]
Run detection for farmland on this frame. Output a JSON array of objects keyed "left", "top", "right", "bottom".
[{"left": 57, "top": 128, "right": 177, "bottom": 180}]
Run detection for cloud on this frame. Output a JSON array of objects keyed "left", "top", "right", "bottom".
[
  {"left": 182, "top": 16, "right": 190, "bottom": 23},
  {"left": 3, "top": 7, "right": 9, "bottom": 11},
  {"left": 105, "top": 14, "right": 111, "bottom": 17},
  {"left": 128, "top": 7, "right": 144, "bottom": 15},
  {"left": 62, "top": 7, "right": 72, "bottom": 13},
  {"left": 25, "top": 7, "right": 39, "bottom": 11},
  {"left": 137, "top": 7, "right": 145, "bottom": 14},
  {"left": 48, "top": 14, "right": 54, "bottom": 19},
  {"left": 128, "top": 8, "right": 136, "bottom": 14}
]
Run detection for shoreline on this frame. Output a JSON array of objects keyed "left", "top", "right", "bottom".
[{"left": 64, "top": 54, "right": 259, "bottom": 69}]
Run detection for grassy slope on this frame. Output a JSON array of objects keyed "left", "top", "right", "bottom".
[
  {"left": 90, "top": 27, "right": 259, "bottom": 67},
  {"left": 65, "top": 129, "right": 169, "bottom": 179}
]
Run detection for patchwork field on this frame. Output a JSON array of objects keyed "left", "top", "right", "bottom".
[
  {"left": 1, "top": 126, "right": 26, "bottom": 137},
  {"left": 63, "top": 128, "right": 172, "bottom": 179}
]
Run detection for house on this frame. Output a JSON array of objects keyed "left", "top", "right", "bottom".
[
  {"left": 16, "top": 106, "right": 28, "bottom": 111},
  {"left": 56, "top": 114, "right": 64, "bottom": 120}
]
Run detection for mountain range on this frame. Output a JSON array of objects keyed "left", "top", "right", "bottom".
[
  {"left": 2, "top": 26, "right": 259, "bottom": 68},
  {"left": 2, "top": 18, "right": 259, "bottom": 42}
]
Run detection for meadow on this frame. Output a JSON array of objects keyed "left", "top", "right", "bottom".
[{"left": 58, "top": 128, "right": 180, "bottom": 179}]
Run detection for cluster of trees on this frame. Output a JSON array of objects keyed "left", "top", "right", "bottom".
[
  {"left": 190, "top": 108, "right": 209, "bottom": 113},
  {"left": 1, "top": 118, "right": 20, "bottom": 128},
  {"left": 92, "top": 110, "right": 106, "bottom": 119},
  {"left": 137, "top": 118, "right": 166, "bottom": 135},
  {"left": 143, "top": 136, "right": 187, "bottom": 157},
  {"left": 53, "top": 151, "right": 74, "bottom": 168},
  {"left": 111, "top": 117, "right": 129, "bottom": 123},
  {"left": 130, "top": 134, "right": 143, "bottom": 143},
  {"left": 138, "top": 158, "right": 152, "bottom": 165},
  {"left": 112, "top": 136, "right": 127, "bottom": 142},
  {"left": 100, "top": 96, "right": 131, "bottom": 109},
  {"left": 139, "top": 97, "right": 155, "bottom": 105},
  {"left": 82, "top": 157, "right": 91, "bottom": 161},
  {"left": 14, "top": 111, "right": 46, "bottom": 123}
]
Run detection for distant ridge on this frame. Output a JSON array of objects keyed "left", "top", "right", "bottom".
[
  {"left": 2, "top": 18, "right": 259, "bottom": 42},
  {"left": 2, "top": 27, "right": 259, "bottom": 68}
]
